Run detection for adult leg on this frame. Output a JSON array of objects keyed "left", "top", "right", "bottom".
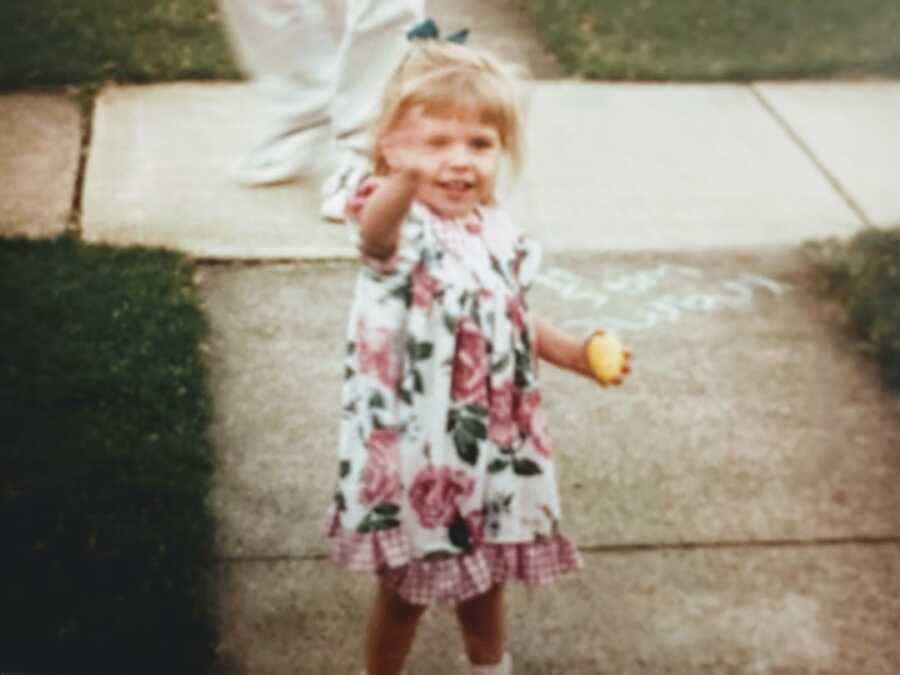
[
  {"left": 330, "top": 0, "right": 424, "bottom": 156},
  {"left": 217, "top": 0, "right": 341, "bottom": 184},
  {"left": 320, "top": 0, "right": 423, "bottom": 218},
  {"left": 455, "top": 584, "right": 508, "bottom": 669},
  {"left": 365, "top": 579, "right": 428, "bottom": 675}
]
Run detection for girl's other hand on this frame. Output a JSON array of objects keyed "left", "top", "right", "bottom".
[
  {"left": 584, "top": 330, "right": 632, "bottom": 387},
  {"left": 535, "top": 317, "right": 632, "bottom": 384}
]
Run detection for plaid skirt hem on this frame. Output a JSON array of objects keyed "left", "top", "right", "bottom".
[{"left": 329, "top": 525, "right": 582, "bottom": 606}]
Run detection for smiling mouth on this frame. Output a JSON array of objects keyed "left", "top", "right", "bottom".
[{"left": 437, "top": 179, "right": 475, "bottom": 194}]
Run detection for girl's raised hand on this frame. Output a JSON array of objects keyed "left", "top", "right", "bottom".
[{"left": 377, "top": 105, "right": 437, "bottom": 181}]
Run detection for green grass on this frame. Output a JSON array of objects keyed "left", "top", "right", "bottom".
[
  {"left": 5, "top": 0, "right": 900, "bottom": 88},
  {"left": 0, "top": 0, "right": 238, "bottom": 90},
  {"left": 0, "top": 235, "right": 218, "bottom": 674},
  {"left": 805, "top": 227, "right": 900, "bottom": 391},
  {"left": 523, "top": 0, "right": 900, "bottom": 80}
]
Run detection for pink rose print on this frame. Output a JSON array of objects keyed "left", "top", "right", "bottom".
[
  {"left": 489, "top": 380, "right": 519, "bottom": 448},
  {"left": 506, "top": 296, "right": 527, "bottom": 332},
  {"left": 357, "top": 320, "right": 401, "bottom": 390},
  {"left": 360, "top": 428, "right": 401, "bottom": 506},
  {"left": 450, "top": 317, "right": 489, "bottom": 406},
  {"left": 369, "top": 427, "right": 399, "bottom": 457},
  {"left": 409, "top": 465, "right": 475, "bottom": 529},
  {"left": 512, "top": 244, "right": 529, "bottom": 284},
  {"left": 516, "top": 389, "right": 552, "bottom": 457},
  {"left": 411, "top": 263, "right": 441, "bottom": 310},
  {"left": 530, "top": 407, "right": 552, "bottom": 457},
  {"left": 345, "top": 177, "right": 379, "bottom": 223}
]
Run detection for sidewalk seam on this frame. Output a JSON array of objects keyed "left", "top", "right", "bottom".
[
  {"left": 68, "top": 87, "right": 97, "bottom": 233},
  {"left": 216, "top": 535, "right": 900, "bottom": 563},
  {"left": 749, "top": 83, "right": 872, "bottom": 229},
  {"left": 579, "top": 535, "right": 900, "bottom": 554}
]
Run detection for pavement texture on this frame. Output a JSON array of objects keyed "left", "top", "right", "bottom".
[
  {"left": 508, "top": 82, "right": 864, "bottom": 251},
  {"left": 81, "top": 83, "right": 353, "bottom": 259},
  {"left": 754, "top": 82, "right": 900, "bottom": 227},
  {"left": 0, "top": 93, "right": 80, "bottom": 238},
  {"left": 78, "top": 77, "right": 900, "bottom": 257},
  {"left": 4, "top": 0, "right": 900, "bottom": 673},
  {"left": 217, "top": 547, "right": 900, "bottom": 674},
  {"left": 203, "top": 252, "right": 900, "bottom": 674}
]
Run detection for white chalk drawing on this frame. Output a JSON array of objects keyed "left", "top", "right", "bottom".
[{"left": 535, "top": 264, "right": 792, "bottom": 332}]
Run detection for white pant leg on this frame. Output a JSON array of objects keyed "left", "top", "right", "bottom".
[
  {"left": 217, "top": 0, "right": 343, "bottom": 132},
  {"left": 331, "top": 0, "right": 424, "bottom": 156}
]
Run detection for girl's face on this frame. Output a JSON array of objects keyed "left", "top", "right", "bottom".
[{"left": 384, "top": 106, "right": 502, "bottom": 219}]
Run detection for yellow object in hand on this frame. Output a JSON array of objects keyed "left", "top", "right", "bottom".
[{"left": 586, "top": 332, "right": 626, "bottom": 384}]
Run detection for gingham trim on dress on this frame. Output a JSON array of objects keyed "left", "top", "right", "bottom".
[
  {"left": 329, "top": 523, "right": 582, "bottom": 606},
  {"left": 331, "top": 524, "right": 412, "bottom": 572}
]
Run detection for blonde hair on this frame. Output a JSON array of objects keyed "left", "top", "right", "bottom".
[{"left": 372, "top": 40, "right": 528, "bottom": 179}]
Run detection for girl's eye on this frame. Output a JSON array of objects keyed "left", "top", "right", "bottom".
[
  {"left": 470, "top": 136, "right": 496, "bottom": 150},
  {"left": 425, "top": 135, "right": 449, "bottom": 148}
]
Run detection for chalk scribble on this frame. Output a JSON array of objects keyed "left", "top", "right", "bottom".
[{"left": 536, "top": 264, "right": 792, "bottom": 332}]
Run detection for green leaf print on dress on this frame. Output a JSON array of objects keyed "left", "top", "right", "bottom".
[{"left": 333, "top": 201, "right": 569, "bottom": 563}]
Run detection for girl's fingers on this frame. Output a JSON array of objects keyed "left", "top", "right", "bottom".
[
  {"left": 380, "top": 129, "right": 418, "bottom": 151},
  {"left": 380, "top": 129, "right": 418, "bottom": 153},
  {"left": 381, "top": 145, "right": 418, "bottom": 174},
  {"left": 378, "top": 135, "right": 416, "bottom": 167},
  {"left": 380, "top": 130, "right": 430, "bottom": 175}
]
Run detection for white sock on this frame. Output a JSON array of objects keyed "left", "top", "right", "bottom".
[{"left": 470, "top": 651, "right": 512, "bottom": 675}]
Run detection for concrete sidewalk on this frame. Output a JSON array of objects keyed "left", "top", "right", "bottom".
[
  {"left": 0, "top": 80, "right": 900, "bottom": 259},
  {"left": 5, "top": 77, "right": 900, "bottom": 675},
  {"left": 2, "top": 0, "right": 900, "bottom": 672},
  {"left": 73, "top": 79, "right": 896, "bottom": 258},
  {"left": 5, "top": 78, "right": 900, "bottom": 255},
  {"left": 203, "top": 250, "right": 900, "bottom": 674}
]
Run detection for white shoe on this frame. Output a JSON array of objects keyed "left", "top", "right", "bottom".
[
  {"left": 320, "top": 161, "right": 370, "bottom": 222},
  {"left": 470, "top": 652, "right": 512, "bottom": 675},
  {"left": 230, "top": 124, "right": 329, "bottom": 187}
]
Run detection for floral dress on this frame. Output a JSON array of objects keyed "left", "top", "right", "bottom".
[{"left": 328, "top": 182, "right": 581, "bottom": 605}]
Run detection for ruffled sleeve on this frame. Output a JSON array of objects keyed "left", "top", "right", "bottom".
[
  {"left": 481, "top": 207, "right": 543, "bottom": 293},
  {"left": 345, "top": 178, "right": 424, "bottom": 278}
]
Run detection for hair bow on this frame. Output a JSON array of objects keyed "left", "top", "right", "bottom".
[{"left": 407, "top": 18, "right": 469, "bottom": 44}]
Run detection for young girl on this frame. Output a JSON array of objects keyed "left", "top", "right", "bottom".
[{"left": 327, "top": 39, "right": 630, "bottom": 675}]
